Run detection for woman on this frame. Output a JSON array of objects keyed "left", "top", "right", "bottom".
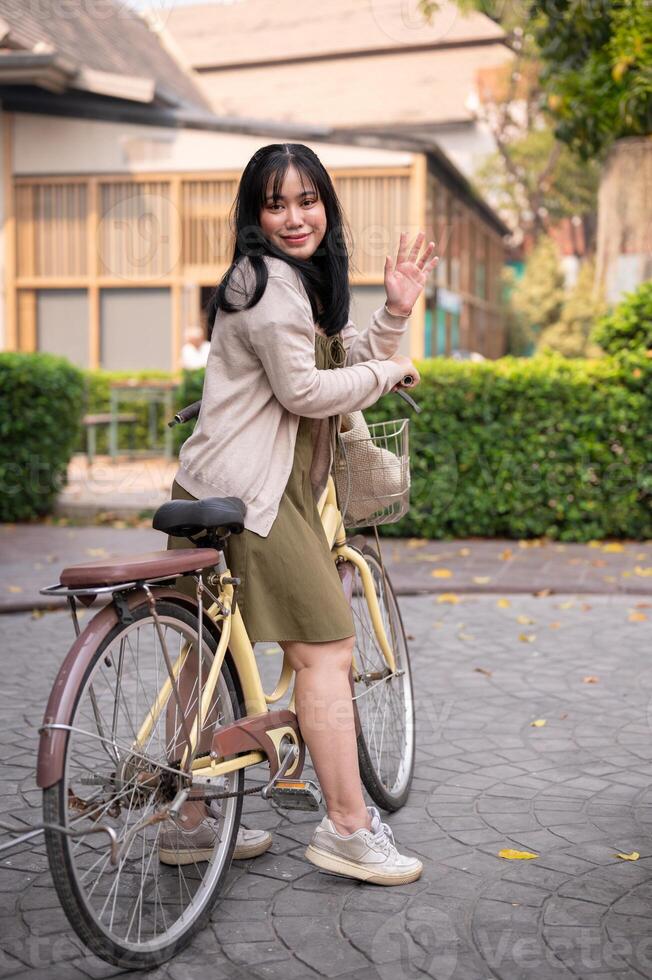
[{"left": 164, "top": 142, "right": 438, "bottom": 884}]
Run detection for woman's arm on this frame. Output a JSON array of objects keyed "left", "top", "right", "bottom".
[
  {"left": 340, "top": 305, "right": 410, "bottom": 366},
  {"left": 246, "top": 274, "right": 406, "bottom": 419}
]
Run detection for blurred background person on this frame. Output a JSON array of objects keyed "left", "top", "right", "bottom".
[{"left": 180, "top": 325, "right": 210, "bottom": 369}]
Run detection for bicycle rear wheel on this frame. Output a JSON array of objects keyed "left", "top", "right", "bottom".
[
  {"left": 349, "top": 543, "right": 415, "bottom": 811},
  {"left": 42, "top": 599, "right": 242, "bottom": 969}
]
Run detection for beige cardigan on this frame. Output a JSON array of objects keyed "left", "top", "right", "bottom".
[{"left": 174, "top": 254, "right": 410, "bottom": 535}]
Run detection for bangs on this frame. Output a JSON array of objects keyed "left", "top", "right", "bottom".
[{"left": 261, "top": 161, "right": 320, "bottom": 207}]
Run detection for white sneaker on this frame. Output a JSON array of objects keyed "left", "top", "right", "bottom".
[
  {"left": 159, "top": 802, "right": 272, "bottom": 866},
  {"left": 304, "top": 805, "right": 423, "bottom": 886}
]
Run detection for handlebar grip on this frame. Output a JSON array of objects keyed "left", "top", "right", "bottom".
[{"left": 167, "top": 399, "right": 202, "bottom": 427}]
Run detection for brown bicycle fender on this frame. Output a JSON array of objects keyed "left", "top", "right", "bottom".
[{"left": 36, "top": 587, "right": 213, "bottom": 789}]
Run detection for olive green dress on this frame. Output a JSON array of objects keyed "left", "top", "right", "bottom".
[{"left": 166, "top": 332, "right": 355, "bottom": 644}]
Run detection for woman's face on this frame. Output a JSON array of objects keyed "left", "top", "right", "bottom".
[{"left": 259, "top": 165, "right": 327, "bottom": 260}]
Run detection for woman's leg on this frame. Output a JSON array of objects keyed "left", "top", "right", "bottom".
[{"left": 279, "top": 635, "right": 371, "bottom": 836}]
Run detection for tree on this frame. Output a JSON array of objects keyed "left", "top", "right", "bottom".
[
  {"left": 473, "top": 120, "right": 600, "bottom": 246},
  {"left": 536, "top": 259, "right": 607, "bottom": 357},
  {"left": 419, "top": 1, "right": 600, "bottom": 245},
  {"left": 531, "top": 0, "right": 652, "bottom": 159},
  {"left": 420, "top": 0, "right": 652, "bottom": 299},
  {"left": 506, "top": 236, "right": 565, "bottom": 351},
  {"left": 591, "top": 280, "right": 652, "bottom": 354}
]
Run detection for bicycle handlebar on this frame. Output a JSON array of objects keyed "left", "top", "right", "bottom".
[{"left": 168, "top": 382, "right": 421, "bottom": 427}]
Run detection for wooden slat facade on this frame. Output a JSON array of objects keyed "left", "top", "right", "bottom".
[{"left": 9, "top": 158, "right": 506, "bottom": 366}]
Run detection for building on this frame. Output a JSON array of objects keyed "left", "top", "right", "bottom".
[
  {"left": 157, "top": 0, "right": 513, "bottom": 183},
  {"left": 0, "top": 0, "right": 509, "bottom": 371}
]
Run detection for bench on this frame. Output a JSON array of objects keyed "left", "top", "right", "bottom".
[{"left": 82, "top": 412, "right": 139, "bottom": 465}]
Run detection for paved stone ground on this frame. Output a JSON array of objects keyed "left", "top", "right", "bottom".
[
  {"left": 2, "top": 591, "right": 652, "bottom": 979},
  {"left": 1, "top": 522, "right": 651, "bottom": 612}
]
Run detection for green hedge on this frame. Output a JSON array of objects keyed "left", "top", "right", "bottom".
[
  {"left": 21, "top": 351, "right": 652, "bottom": 541},
  {"left": 80, "top": 369, "right": 189, "bottom": 456},
  {"left": 176, "top": 352, "right": 652, "bottom": 542},
  {"left": 591, "top": 280, "right": 652, "bottom": 356},
  {"left": 0, "top": 352, "right": 85, "bottom": 521}
]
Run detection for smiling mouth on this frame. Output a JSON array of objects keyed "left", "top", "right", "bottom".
[{"left": 282, "top": 233, "right": 310, "bottom": 241}]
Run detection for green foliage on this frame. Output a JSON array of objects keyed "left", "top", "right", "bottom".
[
  {"left": 362, "top": 352, "right": 652, "bottom": 541},
  {"left": 507, "top": 236, "right": 565, "bottom": 346},
  {"left": 81, "top": 369, "right": 189, "bottom": 456},
  {"left": 537, "top": 260, "right": 607, "bottom": 357},
  {"left": 173, "top": 369, "right": 205, "bottom": 453},
  {"left": 180, "top": 352, "right": 652, "bottom": 542},
  {"left": 501, "top": 266, "right": 535, "bottom": 356},
  {"left": 474, "top": 126, "right": 600, "bottom": 232},
  {"left": 0, "top": 352, "right": 85, "bottom": 521},
  {"left": 531, "top": 0, "right": 652, "bottom": 158},
  {"left": 591, "top": 279, "right": 652, "bottom": 354}
]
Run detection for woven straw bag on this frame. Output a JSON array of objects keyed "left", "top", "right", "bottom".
[{"left": 334, "top": 410, "right": 405, "bottom": 524}]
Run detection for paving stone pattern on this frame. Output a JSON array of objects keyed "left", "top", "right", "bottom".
[{"left": 1, "top": 593, "right": 652, "bottom": 979}]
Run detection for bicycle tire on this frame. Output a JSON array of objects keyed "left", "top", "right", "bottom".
[
  {"left": 349, "top": 543, "right": 416, "bottom": 812},
  {"left": 43, "top": 599, "right": 243, "bottom": 970}
]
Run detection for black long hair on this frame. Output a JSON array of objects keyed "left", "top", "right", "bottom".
[{"left": 206, "top": 143, "right": 353, "bottom": 339}]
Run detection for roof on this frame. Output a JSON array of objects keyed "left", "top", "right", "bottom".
[
  {"left": 193, "top": 44, "right": 513, "bottom": 131},
  {"left": 158, "top": 0, "right": 506, "bottom": 71},
  {"left": 0, "top": 0, "right": 211, "bottom": 112},
  {"left": 155, "top": 0, "right": 512, "bottom": 130}
]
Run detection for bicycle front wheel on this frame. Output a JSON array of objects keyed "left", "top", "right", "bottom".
[
  {"left": 42, "top": 599, "right": 243, "bottom": 970},
  {"left": 349, "top": 544, "right": 415, "bottom": 811}
]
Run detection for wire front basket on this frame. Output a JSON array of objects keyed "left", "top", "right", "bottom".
[{"left": 334, "top": 416, "right": 411, "bottom": 528}]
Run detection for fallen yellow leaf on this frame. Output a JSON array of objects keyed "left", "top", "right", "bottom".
[
  {"left": 459, "top": 547, "right": 470, "bottom": 556},
  {"left": 519, "top": 633, "right": 537, "bottom": 643},
  {"left": 500, "top": 548, "right": 513, "bottom": 560},
  {"left": 498, "top": 849, "right": 539, "bottom": 860},
  {"left": 603, "top": 542, "right": 624, "bottom": 552},
  {"left": 634, "top": 566, "right": 652, "bottom": 577},
  {"left": 558, "top": 601, "right": 575, "bottom": 609},
  {"left": 7, "top": 585, "right": 23, "bottom": 593},
  {"left": 407, "top": 538, "right": 427, "bottom": 548},
  {"left": 588, "top": 540, "right": 603, "bottom": 548},
  {"left": 548, "top": 621, "right": 562, "bottom": 629},
  {"left": 530, "top": 719, "right": 547, "bottom": 727},
  {"left": 497, "top": 598, "right": 511, "bottom": 608},
  {"left": 516, "top": 614, "right": 535, "bottom": 625},
  {"left": 534, "top": 588, "right": 553, "bottom": 597},
  {"left": 473, "top": 576, "right": 491, "bottom": 584},
  {"left": 458, "top": 632, "right": 474, "bottom": 641},
  {"left": 629, "top": 611, "right": 647, "bottom": 622},
  {"left": 431, "top": 568, "right": 452, "bottom": 578},
  {"left": 582, "top": 675, "right": 600, "bottom": 684},
  {"left": 436, "top": 593, "right": 460, "bottom": 604},
  {"left": 616, "top": 851, "right": 639, "bottom": 861}
]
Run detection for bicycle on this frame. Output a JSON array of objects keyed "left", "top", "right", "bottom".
[{"left": 31, "top": 389, "right": 419, "bottom": 970}]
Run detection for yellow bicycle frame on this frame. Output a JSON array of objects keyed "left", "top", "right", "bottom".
[{"left": 132, "top": 474, "right": 396, "bottom": 780}]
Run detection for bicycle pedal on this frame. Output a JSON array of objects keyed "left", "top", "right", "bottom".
[{"left": 267, "top": 778, "right": 322, "bottom": 811}]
